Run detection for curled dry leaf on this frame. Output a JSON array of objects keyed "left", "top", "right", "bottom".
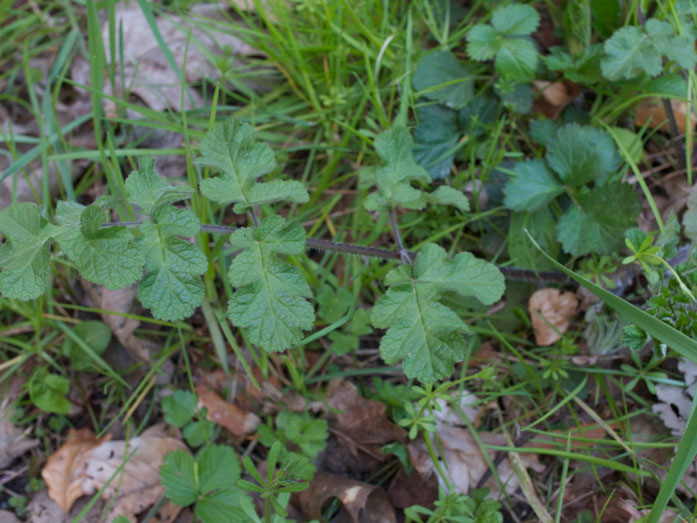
[
  {"left": 42, "top": 424, "right": 187, "bottom": 521},
  {"left": 0, "top": 397, "right": 39, "bottom": 468},
  {"left": 635, "top": 98, "right": 693, "bottom": 134},
  {"left": 532, "top": 80, "right": 580, "bottom": 119},
  {"left": 297, "top": 470, "right": 396, "bottom": 523},
  {"left": 195, "top": 382, "right": 260, "bottom": 438},
  {"left": 528, "top": 288, "right": 579, "bottom": 345},
  {"left": 326, "top": 379, "right": 406, "bottom": 456}
]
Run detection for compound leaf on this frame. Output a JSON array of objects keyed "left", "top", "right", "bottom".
[
  {"left": 0, "top": 202, "right": 52, "bottom": 300},
  {"left": 372, "top": 243, "right": 504, "bottom": 382},
  {"left": 466, "top": 4, "right": 540, "bottom": 82},
  {"left": 601, "top": 19, "right": 697, "bottom": 81},
  {"left": 197, "top": 120, "right": 308, "bottom": 212},
  {"left": 503, "top": 159, "right": 564, "bottom": 211},
  {"left": 359, "top": 127, "right": 431, "bottom": 211},
  {"left": 226, "top": 215, "right": 313, "bottom": 351},
  {"left": 137, "top": 206, "right": 207, "bottom": 321},
  {"left": 556, "top": 182, "right": 641, "bottom": 256},
  {"left": 160, "top": 450, "right": 197, "bottom": 506},
  {"left": 52, "top": 202, "right": 144, "bottom": 289},
  {"left": 125, "top": 157, "right": 193, "bottom": 216},
  {"left": 545, "top": 123, "right": 619, "bottom": 185}
]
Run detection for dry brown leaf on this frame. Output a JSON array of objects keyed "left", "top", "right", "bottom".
[
  {"left": 0, "top": 397, "right": 39, "bottom": 468},
  {"left": 635, "top": 98, "right": 694, "bottom": 134},
  {"left": 529, "top": 288, "right": 579, "bottom": 345},
  {"left": 387, "top": 468, "right": 438, "bottom": 510},
  {"left": 195, "top": 383, "right": 260, "bottom": 437},
  {"left": 410, "top": 424, "right": 544, "bottom": 498},
  {"left": 326, "top": 379, "right": 406, "bottom": 455},
  {"left": 42, "top": 429, "right": 111, "bottom": 513},
  {"left": 532, "top": 80, "right": 581, "bottom": 119},
  {"left": 81, "top": 283, "right": 164, "bottom": 367},
  {"left": 297, "top": 470, "right": 396, "bottom": 523},
  {"left": 26, "top": 489, "right": 101, "bottom": 523},
  {"left": 42, "top": 424, "right": 187, "bottom": 521},
  {"left": 70, "top": 2, "right": 268, "bottom": 113}
]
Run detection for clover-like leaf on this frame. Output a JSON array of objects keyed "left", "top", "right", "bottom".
[
  {"left": 125, "top": 157, "right": 194, "bottom": 216},
  {"left": 466, "top": 4, "right": 540, "bottom": 82},
  {"left": 360, "top": 127, "right": 436, "bottom": 211},
  {"left": 226, "top": 215, "right": 314, "bottom": 351},
  {"left": 137, "top": 206, "right": 207, "bottom": 321},
  {"left": 52, "top": 202, "right": 144, "bottom": 289},
  {"left": 197, "top": 120, "right": 308, "bottom": 212},
  {"left": 0, "top": 202, "right": 52, "bottom": 300},
  {"left": 372, "top": 243, "right": 504, "bottom": 382}
]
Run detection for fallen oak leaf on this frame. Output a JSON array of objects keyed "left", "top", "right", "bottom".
[
  {"left": 326, "top": 379, "right": 405, "bottom": 455},
  {"left": 41, "top": 428, "right": 111, "bottom": 513},
  {"left": 296, "top": 470, "right": 396, "bottom": 523},
  {"left": 42, "top": 424, "right": 187, "bottom": 521}
]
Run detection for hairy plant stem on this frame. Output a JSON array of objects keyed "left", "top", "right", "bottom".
[
  {"left": 389, "top": 207, "right": 412, "bottom": 264},
  {"left": 104, "top": 221, "right": 569, "bottom": 283}
]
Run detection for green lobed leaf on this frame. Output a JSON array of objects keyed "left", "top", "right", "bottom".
[
  {"left": 412, "top": 51, "right": 474, "bottom": 108},
  {"left": 601, "top": 19, "right": 697, "bottom": 81},
  {"left": 426, "top": 186, "right": 470, "bottom": 212},
  {"left": 545, "top": 123, "right": 619, "bottom": 185},
  {"left": 160, "top": 450, "right": 197, "bottom": 506},
  {"left": 359, "top": 127, "right": 430, "bottom": 211},
  {"left": 198, "top": 445, "right": 242, "bottom": 495},
  {"left": 466, "top": 4, "right": 540, "bottom": 82},
  {"left": 372, "top": 243, "right": 504, "bottom": 382},
  {"left": 125, "top": 157, "right": 193, "bottom": 216},
  {"left": 197, "top": 120, "right": 308, "bottom": 211},
  {"left": 52, "top": 202, "right": 144, "bottom": 289},
  {"left": 0, "top": 202, "right": 52, "bottom": 300},
  {"left": 556, "top": 182, "right": 641, "bottom": 256},
  {"left": 226, "top": 215, "right": 314, "bottom": 351},
  {"left": 503, "top": 159, "right": 564, "bottom": 211},
  {"left": 137, "top": 206, "right": 207, "bottom": 321},
  {"left": 27, "top": 367, "right": 71, "bottom": 414}
]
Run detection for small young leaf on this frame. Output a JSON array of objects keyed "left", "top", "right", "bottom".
[
  {"left": 226, "top": 216, "right": 314, "bottom": 351},
  {"left": 426, "top": 186, "right": 470, "bottom": 212},
  {"left": 359, "top": 127, "right": 430, "bottom": 211},
  {"left": 372, "top": 243, "right": 504, "bottom": 382},
  {"left": 0, "top": 202, "right": 52, "bottom": 300},
  {"left": 197, "top": 120, "right": 308, "bottom": 212},
  {"left": 137, "top": 206, "right": 207, "bottom": 321},
  {"left": 556, "top": 182, "right": 641, "bottom": 256},
  {"left": 412, "top": 51, "right": 475, "bottom": 108},
  {"left": 160, "top": 450, "right": 197, "bottom": 506},
  {"left": 61, "top": 320, "right": 112, "bottom": 371},
  {"left": 52, "top": 202, "right": 144, "bottom": 289},
  {"left": 466, "top": 4, "right": 540, "bottom": 82},
  {"left": 503, "top": 159, "right": 564, "bottom": 211},
  {"left": 27, "top": 367, "right": 71, "bottom": 414},
  {"left": 162, "top": 390, "right": 197, "bottom": 428},
  {"left": 125, "top": 157, "right": 194, "bottom": 216}
]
